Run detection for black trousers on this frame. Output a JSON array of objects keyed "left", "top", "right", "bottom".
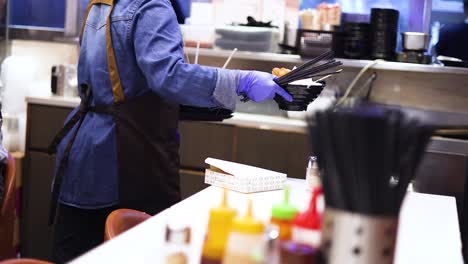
[{"left": 51, "top": 203, "right": 116, "bottom": 264}]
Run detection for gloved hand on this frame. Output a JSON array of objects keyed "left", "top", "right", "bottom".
[{"left": 237, "top": 71, "right": 293, "bottom": 103}]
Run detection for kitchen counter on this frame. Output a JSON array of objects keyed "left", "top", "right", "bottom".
[
  {"left": 70, "top": 179, "right": 463, "bottom": 264},
  {"left": 186, "top": 47, "right": 468, "bottom": 76},
  {"left": 26, "top": 95, "right": 307, "bottom": 133},
  {"left": 26, "top": 95, "right": 80, "bottom": 108}
]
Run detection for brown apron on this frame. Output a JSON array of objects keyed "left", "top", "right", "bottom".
[{"left": 48, "top": 0, "right": 181, "bottom": 224}]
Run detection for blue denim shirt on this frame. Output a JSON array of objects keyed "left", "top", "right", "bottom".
[{"left": 56, "top": 0, "right": 239, "bottom": 209}]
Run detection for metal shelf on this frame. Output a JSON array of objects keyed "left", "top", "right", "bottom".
[{"left": 186, "top": 47, "right": 468, "bottom": 76}]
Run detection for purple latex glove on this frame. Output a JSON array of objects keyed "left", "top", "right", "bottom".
[{"left": 237, "top": 71, "right": 293, "bottom": 103}]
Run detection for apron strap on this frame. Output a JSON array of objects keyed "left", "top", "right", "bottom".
[
  {"left": 80, "top": 0, "right": 125, "bottom": 103},
  {"left": 48, "top": 85, "right": 92, "bottom": 225},
  {"left": 48, "top": 0, "right": 127, "bottom": 224}
]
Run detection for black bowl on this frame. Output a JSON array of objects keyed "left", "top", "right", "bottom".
[{"left": 275, "top": 83, "right": 325, "bottom": 111}]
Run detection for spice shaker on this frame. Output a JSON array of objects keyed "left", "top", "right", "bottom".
[{"left": 306, "top": 156, "right": 321, "bottom": 191}]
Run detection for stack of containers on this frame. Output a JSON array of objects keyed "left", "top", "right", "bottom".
[
  {"left": 370, "top": 8, "right": 399, "bottom": 60},
  {"left": 343, "top": 22, "right": 371, "bottom": 59}
]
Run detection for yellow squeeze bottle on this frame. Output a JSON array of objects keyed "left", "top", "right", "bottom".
[
  {"left": 201, "top": 189, "right": 237, "bottom": 264},
  {"left": 223, "top": 199, "right": 266, "bottom": 264}
]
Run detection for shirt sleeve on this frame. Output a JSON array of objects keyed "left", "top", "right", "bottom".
[{"left": 131, "top": 0, "right": 238, "bottom": 110}]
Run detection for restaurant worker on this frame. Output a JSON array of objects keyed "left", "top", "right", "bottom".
[
  {"left": 436, "top": 0, "right": 468, "bottom": 61},
  {"left": 49, "top": 0, "right": 292, "bottom": 262}
]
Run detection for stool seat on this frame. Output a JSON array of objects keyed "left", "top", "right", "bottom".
[
  {"left": 0, "top": 258, "right": 53, "bottom": 264},
  {"left": 104, "top": 209, "right": 151, "bottom": 241}
]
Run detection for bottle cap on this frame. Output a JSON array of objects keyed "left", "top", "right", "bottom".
[
  {"left": 202, "top": 189, "right": 237, "bottom": 259},
  {"left": 306, "top": 157, "right": 322, "bottom": 189},
  {"left": 271, "top": 187, "right": 298, "bottom": 220},
  {"left": 207, "top": 189, "right": 237, "bottom": 226},
  {"left": 293, "top": 187, "right": 322, "bottom": 230},
  {"left": 232, "top": 199, "right": 265, "bottom": 234}
]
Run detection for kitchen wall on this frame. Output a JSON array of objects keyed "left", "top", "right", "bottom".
[{"left": 10, "top": 40, "right": 78, "bottom": 79}]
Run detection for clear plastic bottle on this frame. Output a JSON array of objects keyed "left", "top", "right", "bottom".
[
  {"left": 164, "top": 225, "right": 191, "bottom": 264},
  {"left": 306, "top": 156, "right": 321, "bottom": 191}
]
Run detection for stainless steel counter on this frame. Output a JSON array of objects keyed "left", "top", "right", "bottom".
[{"left": 186, "top": 47, "right": 468, "bottom": 75}]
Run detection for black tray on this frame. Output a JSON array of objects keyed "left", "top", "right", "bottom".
[{"left": 179, "top": 106, "right": 233, "bottom": 121}]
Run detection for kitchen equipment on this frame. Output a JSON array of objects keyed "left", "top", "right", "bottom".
[
  {"left": 401, "top": 32, "right": 430, "bottom": 51},
  {"left": 397, "top": 32, "right": 432, "bottom": 64},
  {"left": 305, "top": 156, "right": 321, "bottom": 191},
  {"left": 370, "top": 8, "right": 399, "bottom": 60},
  {"left": 273, "top": 51, "right": 342, "bottom": 111},
  {"left": 270, "top": 187, "right": 298, "bottom": 241},
  {"left": 275, "top": 51, "right": 341, "bottom": 86},
  {"left": 214, "top": 25, "right": 280, "bottom": 53},
  {"left": 2, "top": 115, "right": 20, "bottom": 152},
  {"left": 280, "top": 242, "right": 319, "bottom": 264},
  {"left": 51, "top": 64, "right": 78, "bottom": 97},
  {"left": 437, "top": 55, "right": 468, "bottom": 68},
  {"left": 396, "top": 51, "right": 432, "bottom": 64},
  {"left": 274, "top": 82, "right": 325, "bottom": 111},
  {"left": 222, "top": 48, "right": 238, "bottom": 69},
  {"left": 343, "top": 22, "right": 370, "bottom": 59},
  {"left": 223, "top": 199, "right": 266, "bottom": 264},
  {"left": 163, "top": 224, "right": 192, "bottom": 264},
  {"left": 179, "top": 106, "right": 233, "bottom": 122},
  {"left": 295, "top": 29, "right": 342, "bottom": 58},
  {"left": 307, "top": 104, "right": 434, "bottom": 263},
  {"left": 204, "top": 158, "right": 287, "bottom": 193},
  {"left": 201, "top": 189, "right": 237, "bottom": 264},
  {"left": 291, "top": 187, "right": 322, "bottom": 248}
]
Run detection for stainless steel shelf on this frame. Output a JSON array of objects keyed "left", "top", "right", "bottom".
[{"left": 186, "top": 47, "right": 468, "bottom": 75}]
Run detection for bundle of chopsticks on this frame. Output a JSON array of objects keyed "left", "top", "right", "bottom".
[
  {"left": 308, "top": 104, "right": 434, "bottom": 216},
  {"left": 275, "top": 51, "right": 343, "bottom": 87}
]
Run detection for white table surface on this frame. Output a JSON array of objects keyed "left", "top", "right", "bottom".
[{"left": 70, "top": 179, "right": 463, "bottom": 264}]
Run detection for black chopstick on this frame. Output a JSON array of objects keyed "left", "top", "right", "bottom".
[
  {"left": 276, "top": 61, "right": 343, "bottom": 86},
  {"left": 277, "top": 51, "right": 334, "bottom": 82},
  {"left": 278, "top": 59, "right": 337, "bottom": 84}
]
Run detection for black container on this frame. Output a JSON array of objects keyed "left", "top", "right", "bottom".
[
  {"left": 343, "top": 22, "right": 370, "bottom": 59},
  {"left": 370, "top": 8, "right": 399, "bottom": 61},
  {"left": 274, "top": 82, "right": 325, "bottom": 111}
]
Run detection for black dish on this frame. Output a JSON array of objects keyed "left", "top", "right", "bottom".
[
  {"left": 179, "top": 106, "right": 233, "bottom": 121},
  {"left": 275, "top": 83, "right": 325, "bottom": 111}
]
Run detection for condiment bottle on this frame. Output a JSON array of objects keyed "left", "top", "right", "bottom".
[
  {"left": 306, "top": 156, "right": 321, "bottom": 191},
  {"left": 291, "top": 187, "right": 322, "bottom": 248},
  {"left": 164, "top": 225, "right": 191, "bottom": 264},
  {"left": 280, "top": 241, "right": 319, "bottom": 264},
  {"left": 201, "top": 189, "right": 237, "bottom": 264},
  {"left": 270, "top": 187, "right": 298, "bottom": 241},
  {"left": 223, "top": 199, "right": 266, "bottom": 264}
]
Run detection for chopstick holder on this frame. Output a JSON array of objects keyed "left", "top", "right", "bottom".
[{"left": 321, "top": 208, "right": 398, "bottom": 264}]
